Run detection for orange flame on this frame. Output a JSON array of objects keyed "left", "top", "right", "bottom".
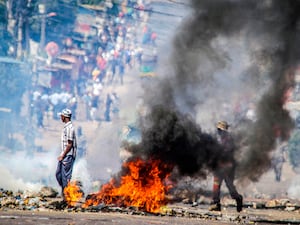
[
  {"left": 64, "top": 181, "right": 83, "bottom": 206},
  {"left": 83, "top": 158, "right": 173, "bottom": 213}
]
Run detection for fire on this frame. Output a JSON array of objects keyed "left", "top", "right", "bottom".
[
  {"left": 64, "top": 181, "right": 83, "bottom": 206},
  {"left": 83, "top": 158, "right": 173, "bottom": 213}
]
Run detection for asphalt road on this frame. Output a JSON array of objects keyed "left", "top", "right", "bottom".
[
  {"left": 0, "top": 210, "right": 235, "bottom": 225},
  {"left": 1, "top": 203, "right": 300, "bottom": 225}
]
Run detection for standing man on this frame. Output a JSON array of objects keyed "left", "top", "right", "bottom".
[
  {"left": 56, "top": 108, "right": 77, "bottom": 200},
  {"left": 209, "top": 121, "right": 243, "bottom": 212}
]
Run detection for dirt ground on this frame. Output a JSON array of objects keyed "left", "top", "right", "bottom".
[
  {"left": 0, "top": 210, "right": 235, "bottom": 225},
  {"left": 1, "top": 201, "right": 300, "bottom": 225}
]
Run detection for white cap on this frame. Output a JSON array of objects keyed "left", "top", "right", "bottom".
[{"left": 58, "top": 108, "right": 72, "bottom": 118}]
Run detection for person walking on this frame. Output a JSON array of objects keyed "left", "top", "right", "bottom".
[
  {"left": 271, "top": 140, "right": 287, "bottom": 182},
  {"left": 55, "top": 108, "right": 77, "bottom": 200},
  {"left": 209, "top": 121, "right": 243, "bottom": 212}
]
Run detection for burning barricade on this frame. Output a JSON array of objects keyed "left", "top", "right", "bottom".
[{"left": 64, "top": 157, "right": 173, "bottom": 213}]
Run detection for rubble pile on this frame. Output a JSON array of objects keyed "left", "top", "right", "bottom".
[
  {"left": 0, "top": 187, "right": 63, "bottom": 211},
  {"left": 1, "top": 186, "right": 300, "bottom": 220}
]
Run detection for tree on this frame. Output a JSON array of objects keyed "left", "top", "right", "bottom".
[
  {"left": 79, "top": 0, "right": 104, "bottom": 4},
  {"left": 0, "top": 0, "right": 5, "bottom": 22},
  {"left": 0, "top": 58, "right": 32, "bottom": 148},
  {"left": 0, "top": 59, "right": 31, "bottom": 113},
  {"left": 0, "top": 0, "right": 14, "bottom": 56},
  {"left": 25, "top": 0, "right": 75, "bottom": 45}
]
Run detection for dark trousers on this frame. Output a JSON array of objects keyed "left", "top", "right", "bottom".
[
  {"left": 56, "top": 155, "right": 75, "bottom": 195},
  {"left": 212, "top": 162, "right": 241, "bottom": 204}
]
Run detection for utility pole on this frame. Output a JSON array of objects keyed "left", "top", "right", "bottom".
[
  {"left": 39, "top": 3, "right": 46, "bottom": 53},
  {"left": 6, "top": 0, "right": 15, "bottom": 39},
  {"left": 16, "top": 0, "right": 29, "bottom": 59},
  {"left": 17, "top": 12, "right": 23, "bottom": 59}
]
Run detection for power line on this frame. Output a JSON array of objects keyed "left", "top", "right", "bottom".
[
  {"left": 111, "top": 0, "right": 187, "bottom": 18},
  {"left": 43, "top": 0, "right": 187, "bottom": 29},
  {"left": 23, "top": 0, "right": 187, "bottom": 47},
  {"left": 72, "top": 0, "right": 187, "bottom": 18}
]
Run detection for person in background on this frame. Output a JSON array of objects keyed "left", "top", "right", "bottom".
[
  {"left": 209, "top": 121, "right": 243, "bottom": 212},
  {"left": 77, "top": 126, "right": 87, "bottom": 158},
  {"left": 104, "top": 93, "right": 113, "bottom": 122},
  {"left": 33, "top": 94, "right": 44, "bottom": 128},
  {"left": 55, "top": 108, "right": 77, "bottom": 200},
  {"left": 271, "top": 128, "right": 287, "bottom": 182}
]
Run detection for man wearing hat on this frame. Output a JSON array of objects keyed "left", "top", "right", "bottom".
[
  {"left": 55, "top": 108, "right": 77, "bottom": 200},
  {"left": 209, "top": 121, "right": 243, "bottom": 212}
]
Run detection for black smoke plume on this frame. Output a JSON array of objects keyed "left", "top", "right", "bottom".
[
  {"left": 135, "top": 105, "right": 222, "bottom": 176},
  {"left": 124, "top": 0, "right": 300, "bottom": 183}
]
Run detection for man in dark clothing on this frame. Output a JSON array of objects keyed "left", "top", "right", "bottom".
[
  {"left": 209, "top": 121, "right": 243, "bottom": 212},
  {"left": 271, "top": 141, "right": 287, "bottom": 182}
]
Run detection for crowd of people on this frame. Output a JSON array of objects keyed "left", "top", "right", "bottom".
[
  {"left": 30, "top": 0, "right": 157, "bottom": 127},
  {"left": 27, "top": 1, "right": 296, "bottom": 213}
]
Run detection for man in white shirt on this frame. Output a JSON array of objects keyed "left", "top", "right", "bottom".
[{"left": 55, "top": 108, "right": 77, "bottom": 200}]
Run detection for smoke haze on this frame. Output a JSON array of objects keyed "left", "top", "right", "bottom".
[
  {"left": 0, "top": 150, "right": 57, "bottom": 192},
  {"left": 125, "top": 0, "right": 300, "bottom": 183}
]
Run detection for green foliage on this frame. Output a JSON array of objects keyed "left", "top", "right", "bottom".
[
  {"left": 26, "top": 0, "right": 78, "bottom": 43},
  {"left": 44, "top": 0, "right": 78, "bottom": 42},
  {"left": 0, "top": 1, "right": 13, "bottom": 56},
  {"left": 0, "top": 60, "right": 31, "bottom": 113},
  {"left": 0, "top": 0, "right": 7, "bottom": 36},
  {"left": 287, "top": 129, "right": 300, "bottom": 168},
  {"left": 0, "top": 1, "right": 5, "bottom": 22}
]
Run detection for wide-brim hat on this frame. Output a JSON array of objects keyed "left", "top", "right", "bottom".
[{"left": 217, "top": 121, "right": 229, "bottom": 131}]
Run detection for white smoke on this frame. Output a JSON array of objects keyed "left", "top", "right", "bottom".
[
  {"left": 83, "top": 75, "right": 144, "bottom": 182},
  {"left": 0, "top": 145, "right": 100, "bottom": 195},
  {"left": 72, "top": 158, "right": 93, "bottom": 194},
  {"left": 0, "top": 149, "right": 57, "bottom": 192},
  {"left": 287, "top": 174, "right": 300, "bottom": 199}
]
